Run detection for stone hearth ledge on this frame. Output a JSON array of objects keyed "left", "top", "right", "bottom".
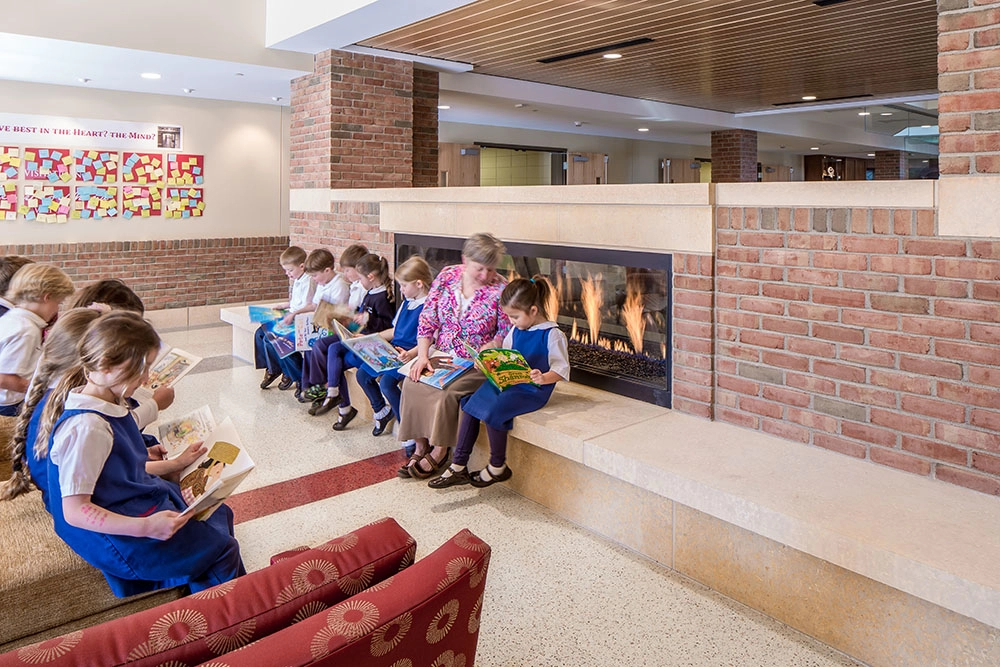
[{"left": 513, "top": 382, "right": 1000, "bottom": 631}]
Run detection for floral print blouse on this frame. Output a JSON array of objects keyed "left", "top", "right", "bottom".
[{"left": 417, "top": 264, "right": 511, "bottom": 358}]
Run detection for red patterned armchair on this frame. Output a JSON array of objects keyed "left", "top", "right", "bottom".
[{"left": 0, "top": 518, "right": 491, "bottom": 667}]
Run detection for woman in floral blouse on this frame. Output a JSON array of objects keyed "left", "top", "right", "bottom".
[{"left": 398, "top": 233, "right": 511, "bottom": 479}]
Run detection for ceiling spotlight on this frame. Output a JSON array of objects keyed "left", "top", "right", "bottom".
[
  {"left": 880, "top": 112, "right": 893, "bottom": 116},
  {"left": 574, "top": 121, "right": 584, "bottom": 127},
  {"left": 921, "top": 124, "right": 932, "bottom": 128},
  {"left": 183, "top": 88, "right": 195, "bottom": 94},
  {"left": 140, "top": 72, "right": 161, "bottom": 80},
  {"left": 801, "top": 95, "right": 817, "bottom": 101},
  {"left": 77, "top": 77, "right": 91, "bottom": 84},
  {"left": 637, "top": 128, "right": 650, "bottom": 132},
  {"left": 234, "top": 72, "right": 245, "bottom": 77},
  {"left": 858, "top": 112, "right": 870, "bottom": 116},
  {"left": 437, "top": 105, "right": 450, "bottom": 110},
  {"left": 272, "top": 96, "right": 283, "bottom": 102},
  {"left": 602, "top": 53, "right": 622, "bottom": 60},
  {"left": 514, "top": 103, "right": 526, "bottom": 108},
  {"left": 867, "top": 153, "right": 875, "bottom": 157},
  {"left": 810, "top": 147, "right": 820, "bottom": 150}
]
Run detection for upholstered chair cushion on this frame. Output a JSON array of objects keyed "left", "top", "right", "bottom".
[
  {"left": 203, "top": 528, "right": 491, "bottom": 667},
  {"left": 0, "top": 517, "right": 416, "bottom": 667}
]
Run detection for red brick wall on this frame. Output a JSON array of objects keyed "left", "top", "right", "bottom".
[
  {"left": 671, "top": 252, "right": 715, "bottom": 419},
  {"left": 710, "top": 129, "right": 758, "bottom": 183},
  {"left": 413, "top": 69, "right": 440, "bottom": 189},
  {"left": 874, "top": 151, "right": 907, "bottom": 180},
  {"left": 289, "top": 203, "right": 393, "bottom": 264},
  {"left": 710, "top": 205, "right": 1000, "bottom": 495},
  {"left": 938, "top": 0, "right": 1000, "bottom": 175},
  {"left": 0, "top": 237, "right": 289, "bottom": 311}
]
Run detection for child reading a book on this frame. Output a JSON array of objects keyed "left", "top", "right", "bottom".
[
  {"left": 299, "top": 245, "right": 367, "bottom": 403},
  {"left": 0, "top": 255, "right": 34, "bottom": 318},
  {"left": 428, "top": 276, "right": 569, "bottom": 489},
  {"left": 354, "top": 256, "right": 433, "bottom": 444},
  {"left": 255, "top": 246, "right": 316, "bottom": 391},
  {"left": 36, "top": 311, "right": 244, "bottom": 596},
  {"left": 310, "top": 253, "right": 396, "bottom": 430},
  {"left": 0, "top": 264, "right": 75, "bottom": 416}
]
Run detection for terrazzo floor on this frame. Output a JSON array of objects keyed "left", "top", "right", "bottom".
[{"left": 157, "top": 322, "right": 864, "bottom": 667}]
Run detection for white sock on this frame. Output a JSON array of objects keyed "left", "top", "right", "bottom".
[
  {"left": 374, "top": 406, "right": 391, "bottom": 420},
  {"left": 480, "top": 464, "right": 506, "bottom": 482},
  {"left": 441, "top": 464, "right": 466, "bottom": 478},
  {"left": 328, "top": 388, "right": 339, "bottom": 397},
  {"left": 339, "top": 405, "right": 353, "bottom": 415},
  {"left": 401, "top": 439, "right": 416, "bottom": 449}
]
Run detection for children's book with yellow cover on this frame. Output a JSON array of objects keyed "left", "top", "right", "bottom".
[
  {"left": 176, "top": 417, "right": 254, "bottom": 521},
  {"left": 461, "top": 340, "right": 537, "bottom": 391}
]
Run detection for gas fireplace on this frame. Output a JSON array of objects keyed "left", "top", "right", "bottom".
[{"left": 396, "top": 235, "right": 672, "bottom": 407}]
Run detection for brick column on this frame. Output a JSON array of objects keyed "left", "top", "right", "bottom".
[
  {"left": 710, "top": 129, "right": 758, "bottom": 182},
  {"left": 938, "top": 0, "right": 1000, "bottom": 175},
  {"left": 874, "top": 150, "right": 907, "bottom": 180},
  {"left": 289, "top": 50, "right": 439, "bottom": 259}
]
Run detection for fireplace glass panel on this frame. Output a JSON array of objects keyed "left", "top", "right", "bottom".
[{"left": 396, "top": 236, "right": 672, "bottom": 407}]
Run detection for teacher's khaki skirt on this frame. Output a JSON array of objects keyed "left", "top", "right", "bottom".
[{"left": 397, "top": 372, "right": 485, "bottom": 448}]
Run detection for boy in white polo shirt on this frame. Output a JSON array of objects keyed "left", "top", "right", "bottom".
[
  {"left": 255, "top": 246, "right": 316, "bottom": 391},
  {"left": 0, "top": 263, "right": 74, "bottom": 415}
]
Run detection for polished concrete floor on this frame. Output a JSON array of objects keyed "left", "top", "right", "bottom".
[{"left": 158, "top": 322, "right": 863, "bottom": 667}]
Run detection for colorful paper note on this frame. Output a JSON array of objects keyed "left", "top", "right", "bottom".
[
  {"left": 22, "top": 184, "right": 72, "bottom": 223},
  {"left": 73, "top": 149, "right": 119, "bottom": 184},
  {"left": 24, "top": 147, "right": 73, "bottom": 183},
  {"left": 166, "top": 153, "right": 204, "bottom": 185},
  {"left": 121, "top": 184, "right": 162, "bottom": 218},
  {"left": 165, "top": 187, "right": 204, "bottom": 218},
  {"left": 72, "top": 185, "right": 118, "bottom": 220},
  {"left": 1, "top": 183, "right": 16, "bottom": 220},
  {"left": 121, "top": 152, "right": 165, "bottom": 184},
  {"left": 0, "top": 147, "right": 20, "bottom": 182}
]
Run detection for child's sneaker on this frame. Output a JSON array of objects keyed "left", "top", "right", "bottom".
[{"left": 304, "top": 385, "right": 327, "bottom": 402}]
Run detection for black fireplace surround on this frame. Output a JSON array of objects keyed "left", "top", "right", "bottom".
[{"left": 396, "top": 235, "right": 672, "bottom": 407}]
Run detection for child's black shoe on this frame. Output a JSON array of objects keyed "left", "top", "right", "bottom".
[
  {"left": 309, "top": 394, "right": 341, "bottom": 416},
  {"left": 372, "top": 412, "right": 395, "bottom": 436},
  {"left": 277, "top": 375, "right": 294, "bottom": 390},
  {"left": 332, "top": 406, "right": 358, "bottom": 431},
  {"left": 259, "top": 370, "right": 281, "bottom": 389}
]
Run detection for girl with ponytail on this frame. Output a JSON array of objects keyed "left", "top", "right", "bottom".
[{"left": 33, "top": 311, "right": 244, "bottom": 596}]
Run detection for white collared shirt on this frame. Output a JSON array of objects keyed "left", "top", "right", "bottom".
[
  {"left": 349, "top": 280, "right": 367, "bottom": 309},
  {"left": 501, "top": 321, "right": 571, "bottom": 382},
  {"left": 0, "top": 307, "right": 47, "bottom": 406},
  {"left": 289, "top": 272, "right": 315, "bottom": 311},
  {"left": 0, "top": 296, "right": 14, "bottom": 312},
  {"left": 391, "top": 295, "right": 427, "bottom": 328},
  {"left": 50, "top": 390, "right": 132, "bottom": 497},
  {"left": 314, "top": 274, "right": 351, "bottom": 306}
]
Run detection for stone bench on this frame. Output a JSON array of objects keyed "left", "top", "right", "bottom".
[{"left": 494, "top": 382, "right": 1000, "bottom": 667}]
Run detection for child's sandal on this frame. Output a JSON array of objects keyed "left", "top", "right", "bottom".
[
  {"left": 408, "top": 447, "right": 451, "bottom": 480},
  {"left": 470, "top": 466, "right": 513, "bottom": 488}
]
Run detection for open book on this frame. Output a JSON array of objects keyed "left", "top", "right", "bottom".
[
  {"left": 144, "top": 344, "right": 202, "bottom": 391},
  {"left": 313, "top": 300, "right": 361, "bottom": 333},
  {"left": 176, "top": 416, "right": 254, "bottom": 521},
  {"left": 331, "top": 319, "right": 404, "bottom": 374},
  {"left": 396, "top": 350, "right": 474, "bottom": 389},
  {"left": 462, "top": 340, "right": 537, "bottom": 391},
  {"left": 157, "top": 405, "right": 216, "bottom": 460}
]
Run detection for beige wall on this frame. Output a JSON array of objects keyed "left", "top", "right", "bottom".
[{"left": 0, "top": 80, "right": 289, "bottom": 244}]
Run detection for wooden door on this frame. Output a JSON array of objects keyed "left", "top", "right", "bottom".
[
  {"left": 438, "top": 143, "right": 480, "bottom": 186},
  {"left": 567, "top": 152, "right": 607, "bottom": 184}
]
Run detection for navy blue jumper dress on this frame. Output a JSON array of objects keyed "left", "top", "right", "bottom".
[
  {"left": 461, "top": 326, "right": 556, "bottom": 431},
  {"left": 46, "top": 406, "right": 243, "bottom": 597}
]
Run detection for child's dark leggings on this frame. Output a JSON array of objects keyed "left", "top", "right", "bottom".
[{"left": 452, "top": 411, "right": 508, "bottom": 469}]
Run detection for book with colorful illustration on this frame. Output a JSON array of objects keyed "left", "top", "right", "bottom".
[
  {"left": 248, "top": 305, "right": 286, "bottom": 323},
  {"left": 397, "top": 351, "right": 474, "bottom": 389},
  {"left": 143, "top": 345, "right": 202, "bottom": 391},
  {"left": 157, "top": 405, "right": 216, "bottom": 460},
  {"left": 312, "top": 300, "right": 361, "bottom": 333},
  {"left": 261, "top": 319, "right": 297, "bottom": 358},
  {"left": 461, "top": 340, "right": 537, "bottom": 391},
  {"left": 177, "top": 417, "right": 255, "bottom": 521},
  {"left": 331, "top": 319, "right": 404, "bottom": 374}
]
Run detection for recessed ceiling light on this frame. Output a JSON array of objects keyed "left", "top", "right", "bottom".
[
  {"left": 880, "top": 112, "right": 893, "bottom": 116},
  {"left": 272, "top": 96, "right": 283, "bottom": 102},
  {"left": 602, "top": 53, "right": 622, "bottom": 60},
  {"left": 858, "top": 111, "right": 870, "bottom": 116},
  {"left": 437, "top": 105, "right": 450, "bottom": 110},
  {"left": 801, "top": 95, "right": 817, "bottom": 101},
  {"left": 921, "top": 124, "right": 932, "bottom": 128},
  {"left": 77, "top": 77, "right": 91, "bottom": 84},
  {"left": 637, "top": 128, "right": 650, "bottom": 132},
  {"left": 867, "top": 153, "right": 875, "bottom": 157},
  {"left": 183, "top": 88, "right": 195, "bottom": 94},
  {"left": 140, "top": 72, "right": 161, "bottom": 80},
  {"left": 922, "top": 159, "right": 929, "bottom": 163},
  {"left": 810, "top": 147, "right": 820, "bottom": 150}
]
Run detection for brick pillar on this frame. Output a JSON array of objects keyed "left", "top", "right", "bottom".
[
  {"left": 290, "top": 50, "right": 440, "bottom": 259},
  {"left": 413, "top": 69, "right": 440, "bottom": 188},
  {"left": 874, "top": 150, "right": 907, "bottom": 180},
  {"left": 710, "top": 129, "right": 758, "bottom": 182},
  {"left": 938, "top": 0, "right": 1000, "bottom": 175}
]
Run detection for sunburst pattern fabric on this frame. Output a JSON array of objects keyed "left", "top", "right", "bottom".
[
  {"left": 431, "top": 649, "right": 468, "bottom": 667},
  {"left": 204, "top": 619, "right": 257, "bottom": 654},
  {"left": 325, "top": 599, "right": 381, "bottom": 638},
  {"left": 369, "top": 612, "right": 412, "bottom": 656},
  {"left": 337, "top": 563, "right": 375, "bottom": 595},
  {"left": 148, "top": 609, "right": 209, "bottom": 650},
  {"left": 15, "top": 632, "right": 83, "bottom": 664},
  {"left": 426, "top": 599, "right": 460, "bottom": 644}
]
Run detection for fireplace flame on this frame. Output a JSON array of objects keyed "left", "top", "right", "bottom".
[
  {"left": 579, "top": 273, "right": 603, "bottom": 345},
  {"left": 621, "top": 287, "right": 646, "bottom": 354}
]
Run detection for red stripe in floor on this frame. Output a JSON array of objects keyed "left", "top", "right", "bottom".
[{"left": 227, "top": 450, "right": 404, "bottom": 524}]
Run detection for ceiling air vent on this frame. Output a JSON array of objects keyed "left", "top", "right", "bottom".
[{"left": 538, "top": 38, "right": 653, "bottom": 64}]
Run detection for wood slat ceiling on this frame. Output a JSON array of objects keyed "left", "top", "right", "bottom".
[{"left": 359, "top": 0, "right": 939, "bottom": 113}]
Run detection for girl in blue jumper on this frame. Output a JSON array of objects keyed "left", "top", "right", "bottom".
[
  {"left": 354, "top": 255, "right": 433, "bottom": 442},
  {"left": 37, "top": 312, "right": 244, "bottom": 596},
  {"left": 309, "top": 254, "right": 396, "bottom": 430},
  {"left": 428, "top": 276, "right": 569, "bottom": 488}
]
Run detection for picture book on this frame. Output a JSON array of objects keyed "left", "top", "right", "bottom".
[
  {"left": 248, "top": 305, "right": 286, "bottom": 323},
  {"left": 144, "top": 345, "right": 202, "bottom": 390},
  {"left": 177, "top": 417, "right": 254, "bottom": 521},
  {"left": 331, "top": 319, "right": 404, "bottom": 374},
  {"left": 397, "top": 350, "right": 474, "bottom": 390},
  {"left": 156, "top": 405, "right": 216, "bottom": 460},
  {"left": 261, "top": 319, "right": 297, "bottom": 358},
  {"left": 312, "top": 300, "right": 361, "bottom": 333},
  {"left": 461, "top": 340, "right": 537, "bottom": 391},
  {"left": 294, "top": 312, "right": 324, "bottom": 352}
]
